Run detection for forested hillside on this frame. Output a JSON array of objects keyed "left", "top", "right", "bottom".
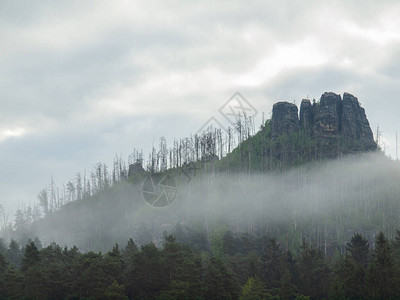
[
  {"left": 4, "top": 92, "right": 390, "bottom": 252},
  {"left": 2, "top": 92, "right": 399, "bottom": 299}
]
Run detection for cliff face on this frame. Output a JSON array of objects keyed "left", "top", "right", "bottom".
[
  {"left": 271, "top": 102, "right": 299, "bottom": 138},
  {"left": 299, "top": 99, "right": 314, "bottom": 131},
  {"left": 341, "top": 93, "right": 376, "bottom": 150},
  {"left": 271, "top": 92, "right": 376, "bottom": 156}
]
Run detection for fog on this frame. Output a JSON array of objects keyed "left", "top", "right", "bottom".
[{"left": 19, "top": 152, "right": 400, "bottom": 253}]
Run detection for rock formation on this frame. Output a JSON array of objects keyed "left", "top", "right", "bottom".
[
  {"left": 300, "top": 99, "right": 314, "bottom": 131},
  {"left": 271, "top": 102, "right": 299, "bottom": 138},
  {"left": 313, "top": 92, "right": 341, "bottom": 137},
  {"left": 341, "top": 93, "right": 376, "bottom": 150},
  {"left": 128, "top": 162, "right": 145, "bottom": 177},
  {"left": 271, "top": 92, "right": 376, "bottom": 156}
]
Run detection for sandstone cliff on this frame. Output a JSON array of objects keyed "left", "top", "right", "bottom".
[{"left": 271, "top": 92, "right": 376, "bottom": 156}]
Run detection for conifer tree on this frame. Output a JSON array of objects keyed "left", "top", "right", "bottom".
[{"left": 367, "top": 231, "right": 399, "bottom": 298}]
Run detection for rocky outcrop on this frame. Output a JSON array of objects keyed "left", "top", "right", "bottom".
[
  {"left": 313, "top": 92, "right": 342, "bottom": 137},
  {"left": 128, "top": 162, "right": 145, "bottom": 177},
  {"left": 300, "top": 99, "right": 314, "bottom": 131},
  {"left": 341, "top": 93, "right": 376, "bottom": 150},
  {"left": 270, "top": 92, "right": 376, "bottom": 156},
  {"left": 271, "top": 102, "right": 299, "bottom": 138}
]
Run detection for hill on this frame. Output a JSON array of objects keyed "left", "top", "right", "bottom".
[
  {"left": 5, "top": 92, "right": 390, "bottom": 254},
  {"left": 220, "top": 92, "right": 376, "bottom": 172}
]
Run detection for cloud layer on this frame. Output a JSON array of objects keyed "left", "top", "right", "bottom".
[{"left": 1, "top": 0, "right": 400, "bottom": 212}]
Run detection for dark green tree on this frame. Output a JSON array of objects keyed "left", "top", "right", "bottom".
[
  {"left": 41, "top": 243, "right": 69, "bottom": 299},
  {"left": 3, "top": 265, "right": 24, "bottom": 300},
  {"left": 161, "top": 236, "right": 203, "bottom": 298},
  {"left": 130, "top": 242, "right": 166, "bottom": 299},
  {"left": 240, "top": 276, "right": 267, "bottom": 300},
  {"left": 204, "top": 256, "right": 238, "bottom": 300},
  {"left": 346, "top": 233, "right": 369, "bottom": 267},
  {"left": 367, "top": 231, "right": 399, "bottom": 299},
  {"left": 104, "top": 243, "right": 124, "bottom": 284},
  {"left": 104, "top": 280, "right": 129, "bottom": 300},
  {"left": 260, "top": 238, "right": 284, "bottom": 289},
  {"left": 21, "top": 241, "right": 40, "bottom": 272},
  {"left": 122, "top": 238, "right": 138, "bottom": 266},
  {"left": 297, "top": 241, "right": 331, "bottom": 298},
  {"left": 0, "top": 251, "right": 8, "bottom": 298},
  {"left": 7, "top": 240, "right": 21, "bottom": 268},
  {"left": 0, "top": 238, "right": 8, "bottom": 256},
  {"left": 332, "top": 233, "right": 370, "bottom": 298},
  {"left": 391, "top": 229, "right": 400, "bottom": 266},
  {"left": 78, "top": 252, "right": 109, "bottom": 298},
  {"left": 222, "top": 230, "right": 237, "bottom": 256},
  {"left": 24, "top": 265, "right": 47, "bottom": 299}
]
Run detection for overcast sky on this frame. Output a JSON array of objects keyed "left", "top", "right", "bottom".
[{"left": 1, "top": 0, "right": 400, "bottom": 214}]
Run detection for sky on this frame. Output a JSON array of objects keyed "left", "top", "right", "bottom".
[{"left": 1, "top": 0, "right": 400, "bottom": 214}]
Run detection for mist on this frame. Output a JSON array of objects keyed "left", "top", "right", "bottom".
[{"left": 17, "top": 151, "right": 399, "bottom": 254}]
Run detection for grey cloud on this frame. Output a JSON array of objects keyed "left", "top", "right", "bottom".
[{"left": 1, "top": 0, "right": 400, "bottom": 214}]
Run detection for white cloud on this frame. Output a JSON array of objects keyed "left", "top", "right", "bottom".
[
  {"left": 0, "top": 0, "right": 400, "bottom": 213},
  {"left": 0, "top": 127, "right": 27, "bottom": 142}
]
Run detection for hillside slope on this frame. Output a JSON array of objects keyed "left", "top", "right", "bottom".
[{"left": 9, "top": 92, "right": 385, "bottom": 253}]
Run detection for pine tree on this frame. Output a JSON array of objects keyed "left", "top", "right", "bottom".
[
  {"left": 367, "top": 231, "right": 399, "bottom": 298},
  {"left": 122, "top": 238, "right": 138, "bottom": 266},
  {"left": 161, "top": 235, "right": 203, "bottom": 298},
  {"left": 79, "top": 251, "right": 109, "bottom": 298},
  {"left": 392, "top": 229, "right": 400, "bottom": 266},
  {"left": 346, "top": 233, "right": 369, "bottom": 267},
  {"left": 0, "top": 251, "right": 8, "bottom": 298},
  {"left": 21, "top": 241, "right": 40, "bottom": 272},
  {"left": 333, "top": 256, "right": 366, "bottom": 299},
  {"left": 260, "top": 238, "right": 284, "bottom": 289},
  {"left": 240, "top": 277, "right": 267, "bottom": 300},
  {"left": 222, "top": 230, "right": 237, "bottom": 256},
  {"left": 103, "top": 243, "right": 124, "bottom": 284},
  {"left": 130, "top": 243, "right": 166, "bottom": 299},
  {"left": 0, "top": 238, "right": 7, "bottom": 256},
  {"left": 24, "top": 265, "right": 47, "bottom": 299},
  {"left": 104, "top": 280, "right": 129, "bottom": 300},
  {"left": 279, "top": 270, "right": 296, "bottom": 299},
  {"left": 3, "top": 265, "right": 24, "bottom": 299},
  {"left": 297, "top": 241, "right": 331, "bottom": 298},
  {"left": 41, "top": 243, "right": 68, "bottom": 300},
  {"left": 7, "top": 240, "right": 21, "bottom": 268},
  {"left": 334, "top": 233, "right": 370, "bottom": 298},
  {"left": 204, "top": 256, "right": 238, "bottom": 300}
]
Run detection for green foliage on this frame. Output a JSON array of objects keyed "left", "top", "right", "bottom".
[
  {"left": 7, "top": 239, "right": 21, "bottom": 268},
  {"left": 2, "top": 231, "right": 400, "bottom": 299},
  {"left": 21, "top": 241, "right": 40, "bottom": 272},
  {"left": 204, "top": 256, "right": 238, "bottom": 300},
  {"left": 210, "top": 225, "right": 230, "bottom": 258},
  {"left": 297, "top": 240, "right": 331, "bottom": 298},
  {"left": 261, "top": 238, "right": 284, "bottom": 289},
  {"left": 3, "top": 265, "right": 24, "bottom": 299},
  {"left": 367, "top": 231, "right": 399, "bottom": 299},
  {"left": 240, "top": 276, "right": 267, "bottom": 300},
  {"left": 130, "top": 242, "right": 167, "bottom": 299},
  {"left": 104, "top": 280, "right": 129, "bottom": 300},
  {"left": 346, "top": 233, "right": 369, "bottom": 267}
]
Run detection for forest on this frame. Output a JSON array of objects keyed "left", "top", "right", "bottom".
[
  {"left": 1, "top": 230, "right": 400, "bottom": 299},
  {"left": 1, "top": 98, "right": 399, "bottom": 299}
]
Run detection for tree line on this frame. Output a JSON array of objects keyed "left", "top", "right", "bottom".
[
  {"left": 4, "top": 109, "right": 381, "bottom": 241},
  {"left": 0, "top": 229, "right": 400, "bottom": 299},
  {"left": 2, "top": 116, "right": 255, "bottom": 237}
]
